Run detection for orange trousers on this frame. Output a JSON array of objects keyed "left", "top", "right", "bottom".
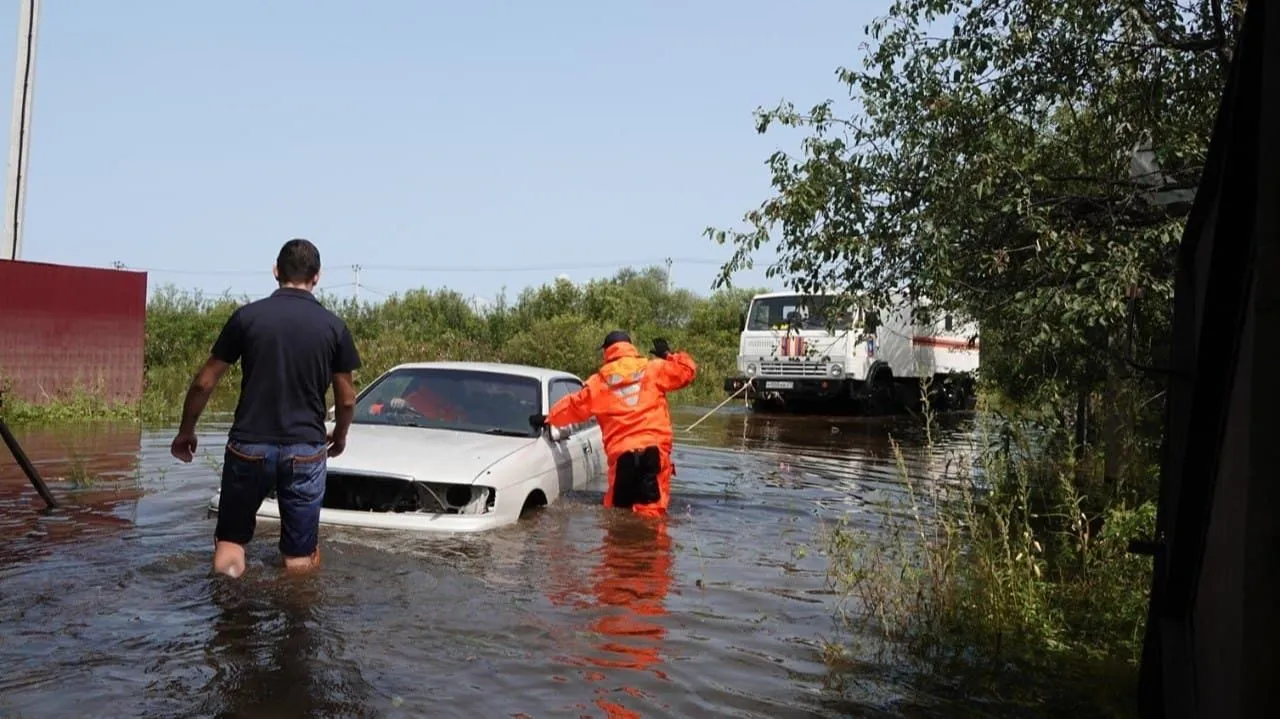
[{"left": 603, "top": 446, "right": 673, "bottom": 516}]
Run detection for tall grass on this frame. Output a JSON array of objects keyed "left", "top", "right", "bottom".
[{"left": 820, "top": 390, "right": 1156, "bottom": 716}]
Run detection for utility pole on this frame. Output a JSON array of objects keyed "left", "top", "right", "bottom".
[
  {"left": 664, "top": 257, "right": 673, "bottom": 291},
  {"left": 2, "top": 0, "right": 40, "bottom": 262},
  {"left": 352, "top": 264, "right": 361, "bottom": 304},
  {"left": 111, "top": 260, "right": 125, "bottom": 270}
]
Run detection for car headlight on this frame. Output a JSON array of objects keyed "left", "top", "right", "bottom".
[
  {"left": 829, "top": 363, "right": 844, "bottom": 377},
  {"left": 444, "top": 485, "right": 494, "bottom": 515},
  {"left": 746, "top": 363, "right": 758, "bottom": 376}
]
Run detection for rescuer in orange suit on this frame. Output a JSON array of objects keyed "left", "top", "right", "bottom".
[{"left": 530, "top": 330, "right": 696, "bottom": 516}]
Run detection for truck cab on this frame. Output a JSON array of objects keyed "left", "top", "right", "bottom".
[{"left": 722, "top": 290, "right": 980, "bottom": 413}]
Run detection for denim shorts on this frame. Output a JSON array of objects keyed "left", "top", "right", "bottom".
[{"left": 214, "top": 440, "right": 328, "bottom": 558}]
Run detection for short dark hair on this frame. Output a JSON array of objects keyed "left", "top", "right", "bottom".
[
  {"left": 601, "top": 329, "right": 631, "bottom": 349},
  {"left": 276, "top": 238, "right": 321, "bottom": 283}
]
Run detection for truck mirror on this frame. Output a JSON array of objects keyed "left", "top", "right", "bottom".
[{"left": 738, "top": 312, "right": 746, "bottom": 329}]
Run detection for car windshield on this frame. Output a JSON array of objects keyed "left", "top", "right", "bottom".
[
  {"left": 746, "top": 295, "right": 857, "bottom": 331},
  {"left": 353, "top": 368, "right": 542, "bottom": 438}
]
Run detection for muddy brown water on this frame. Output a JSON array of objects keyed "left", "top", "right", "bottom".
[{"left": 0, "top": 408, "right": 982, "bottom": 718}]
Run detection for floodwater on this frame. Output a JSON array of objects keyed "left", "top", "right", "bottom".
[{"left": 0, "top": 408, "right": 984, "bottom": 718}]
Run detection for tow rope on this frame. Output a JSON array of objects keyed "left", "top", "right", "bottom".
[{"left": 680, "top": 381, "right": 751, "bottom": 433}]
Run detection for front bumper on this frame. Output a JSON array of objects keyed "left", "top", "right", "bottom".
[
  {"left": 723, "top": 375, "right": 853, "bottom": 397},
  {"left": 207, "top": 491, "right": 510, "bottom": 534}
]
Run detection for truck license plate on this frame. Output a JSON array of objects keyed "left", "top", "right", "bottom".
[{"left": 765, "top": 380, "right": 794, "bottom": 390}]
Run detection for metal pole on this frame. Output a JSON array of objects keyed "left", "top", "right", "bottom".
[
  {"left": 2, "top": 0, "right": 40, "bottom": 262},
  {"left": 353, "top": 264, "right": 361, "bottom": 304}
]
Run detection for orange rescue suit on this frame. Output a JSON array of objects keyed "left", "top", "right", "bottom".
[{"left": 546, "top": 341, "right": 696, "bottom": 515}]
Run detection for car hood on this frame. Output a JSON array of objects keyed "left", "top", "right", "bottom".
[{"left": 327, "top": 423, "right": 538, "bottom": 485}]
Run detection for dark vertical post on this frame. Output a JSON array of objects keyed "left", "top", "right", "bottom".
[{"left": 0, "top": 393, "right": 58, "bottom": 509}]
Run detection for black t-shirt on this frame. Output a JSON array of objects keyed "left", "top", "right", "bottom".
[{"left": 211, "top": 287, "right": 361, "bottom": 445}]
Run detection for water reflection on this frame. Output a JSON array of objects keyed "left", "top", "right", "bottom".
[
  {"left": 198, "top": 577, "right": 376, "bottom": 718},
  {"left": 587, "top": 516, "right": 673, "bottom": 672},
  {"left": 546, "top": 512, "right": 675, "bottom": 718},
  {"left": 0, "top": 423, "right": 143, "bottom": 566},
  {"left": 711, "top": 407, "right": 973, "bottom": 454},
  {"left": 0, "top": 414, "right": 1029, "bottom": 718}
]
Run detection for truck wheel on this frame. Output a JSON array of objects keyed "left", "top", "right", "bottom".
[
  {"left": 931, "top": 374, "right": 974, "bottom": 412},
  {"left": 956, "top": 375, "right": 977, "bottom": 410},
  {"left": 866, "top": 366, "right": 896, "bottom": 415},
  {"left": 927, "top": 377, "right": 951, "bottom": 413}
]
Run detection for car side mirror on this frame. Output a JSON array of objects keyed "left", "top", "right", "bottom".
[
  {"left": 549, "top": 425, "right": 571, "bottom": 442},
  {"left": 739, "top": 312, "right": 746, "bottom": 329}
]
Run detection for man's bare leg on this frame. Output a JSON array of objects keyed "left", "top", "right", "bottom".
[
  {"left": 282, "top": 546, "right": 321, "bottom": 574},
  {"left": 213, "top": 540, "right": 248, "bottom": 578}
]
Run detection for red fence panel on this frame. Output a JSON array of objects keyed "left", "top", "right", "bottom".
[{"left": 0, "top": 260, "right": 147, "bottom": 404}]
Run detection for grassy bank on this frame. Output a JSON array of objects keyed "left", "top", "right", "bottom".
[
  {"left": 820, "top": 393, "right": 1155, "bottom": 716},
  {"left": 2, "top": 266, "right": 757, "bottom": 427}
]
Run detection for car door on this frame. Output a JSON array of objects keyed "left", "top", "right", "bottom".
[
  {"left": 542, "top": 378, "right": 596, "bottom": 488},
  {"left": 547, "top": 378, "right": 591, "bottom": 491},
  {"left": 571, "top": 415, "right": 604, "bottom": 489}
]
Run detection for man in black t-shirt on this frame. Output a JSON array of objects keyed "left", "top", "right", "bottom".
[{"left": 170, "top": 238, "right": 361, "bottom": 578}]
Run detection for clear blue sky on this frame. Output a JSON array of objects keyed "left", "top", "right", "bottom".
[{"left": 1, "top": 0, "right": 878, "bottom": 304}]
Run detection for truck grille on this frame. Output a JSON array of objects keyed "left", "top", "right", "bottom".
[{"left": 758, "top": 361, "right": 829, "bottom": 377}]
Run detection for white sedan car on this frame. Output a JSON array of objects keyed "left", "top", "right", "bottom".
[{"left": 208, "top": 361, "right": 606, "bottom": 533}]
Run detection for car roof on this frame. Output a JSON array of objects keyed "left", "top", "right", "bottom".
[
  {"left": 384, "top": 360, "right": 584, "bottom": 384},
  {"left": 751, "top": 290, "right": 839, "bottom": 299},
  {"left": 750, "top": 289, "right": 913, "bottom": 301}
]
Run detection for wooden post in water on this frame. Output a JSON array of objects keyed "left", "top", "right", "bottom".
[{"left": 0, "top": 391, "right": 58, "bottom": 509}]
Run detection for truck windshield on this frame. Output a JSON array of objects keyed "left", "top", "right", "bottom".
[{"left": 746, "top": 295, "right": 857, "bottom": 331}]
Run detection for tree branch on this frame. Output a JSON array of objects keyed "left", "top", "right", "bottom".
[{"left": 1132, "top": 0, "right": 1224, "bottom": 52}]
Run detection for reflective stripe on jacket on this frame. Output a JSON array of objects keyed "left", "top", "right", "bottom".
[{"left": 547, "top": 341, "right": 697, "bottom": 460}]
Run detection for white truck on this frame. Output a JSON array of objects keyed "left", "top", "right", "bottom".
[{"left": 722, "top": 290, "right": 981, "bottom": 413}]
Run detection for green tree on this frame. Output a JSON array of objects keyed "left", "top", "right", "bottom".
[
  {"left": 705, "top": 0, "right": 1241, "bottom": 485},
  {"left": 144, "top": 285, "right": 246, "bottom": 370}
]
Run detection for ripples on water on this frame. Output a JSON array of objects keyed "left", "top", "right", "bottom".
[{"left": 0, "top": 408, "right": 980, "bottom": 718}]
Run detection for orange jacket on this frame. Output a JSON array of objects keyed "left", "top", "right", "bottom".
[{"left": 547, "top": 341, "right": 696, "bottom": 459}]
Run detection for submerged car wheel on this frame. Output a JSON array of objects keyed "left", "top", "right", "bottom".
[{"left": 520, "top": 489, "right": 548, "bottom": 518}]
